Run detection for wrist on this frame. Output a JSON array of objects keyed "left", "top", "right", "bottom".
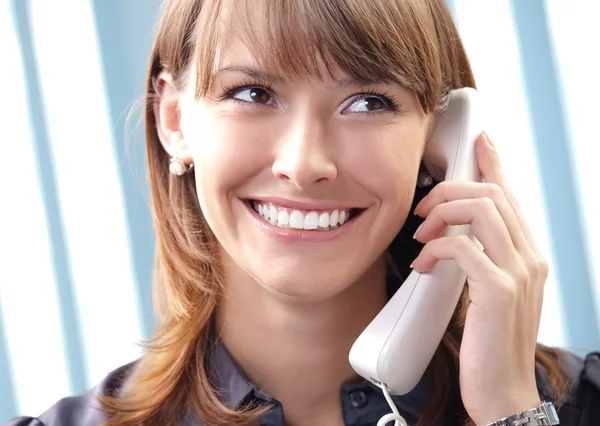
[
  {"left": 482, "top": 401, "right": 559, "bottom": 426},
  {"left": 473, "top": 393, "right": 542, "bottom": 426}
]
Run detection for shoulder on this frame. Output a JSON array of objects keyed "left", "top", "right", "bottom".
[
  {"left": 538, "top": 350, "right": 600, "bottom": 426},
  {"left": 5, "top": 361, "right": 137, "bottom": 426}
]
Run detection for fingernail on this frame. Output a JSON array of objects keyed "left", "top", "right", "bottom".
[
  {"left": 483, "top": 132, "right": 495, "bottom": 150},
  {"left": 413, "top": 223, "right": 423, "bottom": 239}
]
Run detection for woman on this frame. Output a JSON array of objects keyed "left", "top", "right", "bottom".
[{"left": 8, "top": 0, "right": 600, "bottom": 425}]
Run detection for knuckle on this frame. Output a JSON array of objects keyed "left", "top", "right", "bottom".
[
  {"left": 451, "top": 234, "right": 472, "bottom": 251},
  {"left": 436, "top": 180, "right": 451, "bottom": 191},
  {"left": 534, "top": 255, "right": 550, "bottom": 278},
  {"left": 429, "top": 180, "right": 448, "bottom": 198},
  {"left": 429, "top": 201, "right": 448, "bottom": 218},
  {"left": 476, "top": 196, "right": 497, "bottom": 214},
  {"left": 486, "top": 183, "right": 504, "bottom": 198}
]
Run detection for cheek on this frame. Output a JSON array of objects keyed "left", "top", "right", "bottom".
[
  {"left": 183, "top": 113, "right": 269, "bottom": 198},
  {"left": 337, "top": 123, "right": 424, "bottom": 206}
]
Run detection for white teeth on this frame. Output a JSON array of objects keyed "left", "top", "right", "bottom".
[
  {"left": 277, "top": 210, "right": 290, "bottom": 226},
  {"left": 269, "top": 206, "right": 278, "bottom": 224},
  {"left": 303, "top": 212, "right": 319, "bottom": 230},
  {"left": 289, "top": 210, "right": 304, "bottom": 229},
  {"left": 329, "top": 210, "right": 339, "bottom": 226},
  {"left": 252, "top": 202, "right": 354, "bottom": 231},
  {"left": 318, "top": 212, "right": 330, "bottom": 228}
]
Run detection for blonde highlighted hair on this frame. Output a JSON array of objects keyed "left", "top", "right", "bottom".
[{"left": 99, "top": 0, "right": 570, "bottom": 424}]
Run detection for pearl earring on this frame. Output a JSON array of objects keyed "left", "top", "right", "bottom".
[
  {"left": 417, "top": 172, "right": 433, "bottom": 188},
  {"left": 169, "top": 157, "right": 194, "bottom": 176}
]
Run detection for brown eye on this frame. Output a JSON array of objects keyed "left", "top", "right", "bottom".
[
  {"left": 345, "top": 94, "right": 393, "bottom": 114},
  {"left": 363, "top": 97, "right": 385, "bottom": 111},
  {"left": 230, "top": 87, "right": 274, "bottom": 105},
  {"left": 249, "top": 88, "right": 271, "bottom": 103}
]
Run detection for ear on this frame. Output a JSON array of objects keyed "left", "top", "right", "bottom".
[{"left": 153, "top": 72, "right": 193, "bottom": 163}]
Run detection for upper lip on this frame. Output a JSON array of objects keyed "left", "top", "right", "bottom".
[{"left": 246, "top": 197, "right": 365, "bottom": 211}]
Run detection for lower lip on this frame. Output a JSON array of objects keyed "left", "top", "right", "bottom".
[{"left": 243, "top": 201, "right": 361, "bottom": 243}]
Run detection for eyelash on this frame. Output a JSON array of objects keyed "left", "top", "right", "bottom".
[{"left": 219, "top": 80, "right": 404, "bottom": 115}]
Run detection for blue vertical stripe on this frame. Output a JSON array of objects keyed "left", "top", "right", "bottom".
[
  {"left": 11, "top": 0, "right": 88, "bottom": 394},
  {"left": 510, "top": 0, "right": 599, "bottom": 350},
  {"left": 0, "top": 293, "right": 17, "bottom": 422},
  {"left": 90, "top": 0, "right": 164, "bottom": 338}
]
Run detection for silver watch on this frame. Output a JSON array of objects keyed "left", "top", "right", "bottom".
[{"left": 486, "top": 401, "right": 559, "bottom": 426}]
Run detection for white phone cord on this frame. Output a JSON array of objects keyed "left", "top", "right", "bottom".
[{"left": 377, "top": 384, "right": 409, "bottom": 426}]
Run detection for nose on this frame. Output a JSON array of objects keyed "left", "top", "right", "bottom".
[{"left": 271, "top": 115, "right": 338, "bottom": 188}]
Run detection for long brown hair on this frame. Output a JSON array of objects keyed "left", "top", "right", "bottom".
[{"left": 99, "top": 0, "right": 571, "bottom": 424}]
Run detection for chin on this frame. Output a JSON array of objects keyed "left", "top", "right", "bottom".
[{"left": 256, "top": 272, "right": 355, "bottom": 302}]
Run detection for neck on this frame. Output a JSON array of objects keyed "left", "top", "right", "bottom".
[{"left": 215, "top": 254, "right": 388, "bottom": 426}]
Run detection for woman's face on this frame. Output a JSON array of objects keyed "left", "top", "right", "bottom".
[{"left": 174, "top": 37, "right": 431, "bottom": 301}]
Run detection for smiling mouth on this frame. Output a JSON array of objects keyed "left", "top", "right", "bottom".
[{"left": 249, "top": 200, "right": 363, "bottom": 231}]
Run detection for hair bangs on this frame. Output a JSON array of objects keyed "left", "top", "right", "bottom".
[{"left": 192, "top": 0, "right": 444, "bottom": 111}]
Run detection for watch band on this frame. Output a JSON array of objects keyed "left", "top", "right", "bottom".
[{"left": 486, "top": 401, "right": 559, "bottom": 426}]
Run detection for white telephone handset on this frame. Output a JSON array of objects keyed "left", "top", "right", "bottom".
[{"left": 349, "top": 88, "right": 483, "bottom": 396}]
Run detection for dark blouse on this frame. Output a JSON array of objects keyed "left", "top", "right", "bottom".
[{"left": 6, "top": 343, "right": 600, "bottom": 426}]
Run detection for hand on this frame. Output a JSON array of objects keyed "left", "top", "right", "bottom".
[{"left": 411, "top": 133, "right": 546, "bottom": 425}]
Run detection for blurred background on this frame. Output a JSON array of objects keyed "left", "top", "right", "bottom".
[{"left": 1, "top": 0, "right": 599, "bottom": 421}]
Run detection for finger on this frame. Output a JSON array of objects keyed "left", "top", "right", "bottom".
[
  {"left": 476, "top": 133, "right": 539, "bottom": 252},
  {"left": 412, "top": 234, "right": 497, "bottom": 283},
  {"left": 414, "top": 180, "right": 528, "bottom": 251},
  {"left": 414, "top": 198, "right": 518, "bottom": 270},
  {"left": 412, "top": 234, "right": 527, "bottom": 308}
]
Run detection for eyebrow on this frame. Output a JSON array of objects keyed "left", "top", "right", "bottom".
[
  {"left": 214, "top": 65, "right": 378, "bottom": 89},
  {"left": 214, "top": 66, "right": 283, "bottom": 83}
]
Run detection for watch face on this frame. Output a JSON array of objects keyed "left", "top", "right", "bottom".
[{"left": 543, "top": 402, "right": 560, "bottom": 424}]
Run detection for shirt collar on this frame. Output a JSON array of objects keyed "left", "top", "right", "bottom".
[
  {"left": 207, "top": 341, "right": 255, "bottom": 409},
  {"left": 206, "top": 340, "right": 430, "bottom": 419}
]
